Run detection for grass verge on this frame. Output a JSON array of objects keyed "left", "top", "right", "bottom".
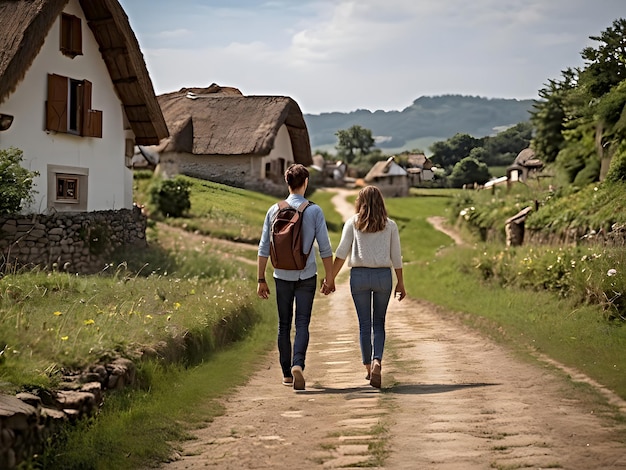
[{"left": 36, "top": 298, "right": 276, "bottom": 469}]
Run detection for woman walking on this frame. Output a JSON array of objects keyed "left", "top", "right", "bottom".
[{"left": 323, "top": 186, "right": 406, "bottom": 388}]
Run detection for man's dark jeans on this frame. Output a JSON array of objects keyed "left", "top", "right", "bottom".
[{"left": 275, "top": 275, "right": 317, "bottom": 378}]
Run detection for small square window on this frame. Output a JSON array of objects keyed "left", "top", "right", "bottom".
[{"left": 57, "top": 175, "right": 80, "bottom": 202}]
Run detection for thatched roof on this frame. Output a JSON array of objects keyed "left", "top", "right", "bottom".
[
  {"left": 513, "top": 148, "right": 543, "bottom": 169},
  {"left": 365, "top": 157, "right": 407, "bottom": 181},
  {"left": 407, "top": 153, "right": 434, "bottom": 169},
  {"left": 0, "top": 0, "right": 168, "bottom": 145},
  {"left": 157, "top": 85, "right": 312, "bottom": 166}
]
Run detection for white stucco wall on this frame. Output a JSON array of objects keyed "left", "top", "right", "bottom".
[
  {"left": 0, "top": 0, "right": 134, "bottom": 212},
  {"left": 265, "top": 124, "right": 295, "bottom": 173}
]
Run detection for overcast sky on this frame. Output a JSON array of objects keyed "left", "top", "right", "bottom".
[{"left": 118, "top": 0, "right": 625, "bottom": 115}]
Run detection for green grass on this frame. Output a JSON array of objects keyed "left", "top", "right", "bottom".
[
  {"left": 5, "top": 174, "right": 626, "bottom": 468},
  {"left": 135, "top": 174, "right": 277, "bottom": 243},
  {"left": 37, "top": 299, "right": 276, "bottom": 469},
  {"left": 384, "top": 189, "right": 626, "bottom": 402}
]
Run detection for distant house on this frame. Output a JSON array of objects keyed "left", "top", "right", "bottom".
[
  {"left": 364, "top": 156, "right": 409, "bottom": 197},
  {"left": 507, "top": 148, "right": 544, "bottom": 183},
  {"left": 0, "top": 0, "right": 168, "bottom": 213},
  {"left": 406, "top": 153, "right": 435, "bottom": 185},
  {"left": 148, "top": 85, "right": 312, "bottom": 195},
  {"left": 311, "top": 154, "right": 347, "bottom": 186}
]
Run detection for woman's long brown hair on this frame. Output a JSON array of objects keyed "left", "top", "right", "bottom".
[{"left": 354, "top": 186, "right": 387, "bottom": 233}]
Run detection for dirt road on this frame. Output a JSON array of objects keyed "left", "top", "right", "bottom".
[{"left": 161, "top": 189, "right": 626, "bottom": 469}]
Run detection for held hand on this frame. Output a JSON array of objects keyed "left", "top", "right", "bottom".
[
  {"left": 394, "top": 283, "right": 406, "bottom": 301},
  {"left": 257, "top": 282, "right": 270, "bottom": 299},
  {"left": 320, "top": 278, "right": 335, "bottom": 295}
]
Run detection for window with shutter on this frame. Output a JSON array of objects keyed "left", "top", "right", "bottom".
[
  {"left": 45, "top": 74, "right": 102, "bottom": 138},
  {"left": 60, "top": 13, "right": 82, "bottom": 58}
]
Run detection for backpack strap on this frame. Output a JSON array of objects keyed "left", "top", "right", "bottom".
[{"left": 297, "top": 201, "right": 315, "bottom": 256}]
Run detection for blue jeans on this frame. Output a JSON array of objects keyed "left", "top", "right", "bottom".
[
  {"left": 275, "top": 275, "right": 317, "bottom": 377},
  {"left": 350, "top": 267, "right": 392, "bottom": 365}
]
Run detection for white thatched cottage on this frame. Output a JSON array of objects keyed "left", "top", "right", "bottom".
[
  {"left": 0, "top": 0, "right": 168, "bottom": 213},
  {"left": 148, "top": 85, "right": 313, "bottom": 195},
  {"left": 0, "top": 0, "right": 168, "bottom": 273},
  {"left": 364, "top": 156, "right": 409, "bottom": 197}
]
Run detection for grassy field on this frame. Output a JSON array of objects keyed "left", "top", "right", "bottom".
[
  {"left": 3, "top": 175, "right": 625, "bottom": 468},
  {"left": 390, "top": 188, "right": 626, "bottom": 402}
]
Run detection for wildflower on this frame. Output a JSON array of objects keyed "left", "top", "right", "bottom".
[
  {"left": 53, "top": 311, "right": 62, "bottom": 316},
  {"left": 174, "top": 302, "right": 181, "bottom": 310},
  {"left": 61, "top": 336, "right": 69, "bottom": 341},
  {"left": 83, "top": 319, "right": 95, "bottom": 325},
  {"left": 145, "top": 314, "right": 153, "bottom": 320},
  {"left": 607, "top": 269, "right": 617, "bottom": 277}
]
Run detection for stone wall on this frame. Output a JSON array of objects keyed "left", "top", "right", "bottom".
[
  {"left": 0, "top": 206, "right": 147, "bottom": 274},
  {"left": 0, "top": 357, "right": 136, "bottom": 468}
]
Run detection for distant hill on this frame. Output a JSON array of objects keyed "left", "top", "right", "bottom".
[{"left": 303, "top": 95, "right": 535, "bottom": 154}]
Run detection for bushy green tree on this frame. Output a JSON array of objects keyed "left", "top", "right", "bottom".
[
  {"left": 429, "top": 133, "right": 484, "bottom": 171},
  {"left": 335, "top": 125, "right": 375, "bottom": 164},
  {"left": 449, "top": 157, "right": 490, "bottom": 188},
  {"left": 580, "top": 18, "right": 626, "bottom": 98},
  {"left": 0, "top": 147, "right": 39, "bottom": 215},
  {"left": 482, "top": 121, "right": 533, "bottom": 166},
  {"left": 149, "top": 176, "right": 191, "bottom": 218},
  {"left": 530, "top": 70, "right": 578, "bottom": 164}
]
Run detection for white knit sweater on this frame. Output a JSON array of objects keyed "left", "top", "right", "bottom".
[{"left": 335, "top": 215, "right": 402, "bottom": 269}]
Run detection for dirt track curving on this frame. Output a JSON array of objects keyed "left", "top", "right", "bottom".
[{"left": 159, "top": 189, "right": 626, "bottom": 469}]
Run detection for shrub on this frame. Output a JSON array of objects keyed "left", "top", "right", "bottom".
[
  {"left": 605, "top": 142, "right": 626, "bottom": 183},
  {"left": 0, "top": 147, "right": 39, "bottom": 215},
  {"left": 149, "top": 176, "right": 191, "bottom": 218}
]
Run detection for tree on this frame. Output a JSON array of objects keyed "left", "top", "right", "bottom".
[
  {"left": 0, "top": 147, "right": 39, "bottom": 215},
  {"left": 530, "top": 69, "right": 578, "bottom": 164},
  {"left": 449, "top": 157, "right": 490, "bottom": 188},
  {"left": 429, "top": 133, "right": 484, "bottom": 171},
  {"left": 335, "top": 125, "right": 376, "bottom": 164},
  {"left": 580, "top": 18, "right": 626, "bottom": 98},
  {"left": 482, "top": 121, "right": 533, "bottom": 166}
]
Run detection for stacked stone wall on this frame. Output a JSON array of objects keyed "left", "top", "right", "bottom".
[
  {"left": 0, "top": 206, "right": 147, "bottom": 274},
  {"left": 0, "top": 358, "right": 136, "bottom": 468}
]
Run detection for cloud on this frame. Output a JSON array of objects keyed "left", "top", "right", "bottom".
[
  {"left": 132, "top": 0, "right": 626, "bottom": 113},
  {"left": 158, "top": 29, "right": 192, "bottom": 39}
]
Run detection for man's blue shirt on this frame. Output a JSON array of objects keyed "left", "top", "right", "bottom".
[{"left": 258, "top": 193, "right": 332, "bottom": 281}]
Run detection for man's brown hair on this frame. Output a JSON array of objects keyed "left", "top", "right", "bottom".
[{"left": 285, "top": 164, "right": 309, "bottom": 190}]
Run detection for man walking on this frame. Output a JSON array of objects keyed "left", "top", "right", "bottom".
[{"left": 257, "top": 164, "right": 334, "bottom": 390}]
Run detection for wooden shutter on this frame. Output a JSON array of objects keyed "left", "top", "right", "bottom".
[
  {"left": 46, "top": 74, "right": 68, "bottom": 132},
  {"left": 71, "top": 15, "right": 82, "bottom": 55},
  {"left": 60, "top": 13, "right": 82, "bottom": 57},
  {"left": 81, "top": 80, "right": 103, "bottom": 138}
]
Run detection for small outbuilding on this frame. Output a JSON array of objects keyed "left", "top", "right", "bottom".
[{"left": 507, "top": 148, "right": 544, "bottom": 183}]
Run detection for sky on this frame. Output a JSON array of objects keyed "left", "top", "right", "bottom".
[{"left": 118, "top": 0, "right": 625, "bottom": 115}]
